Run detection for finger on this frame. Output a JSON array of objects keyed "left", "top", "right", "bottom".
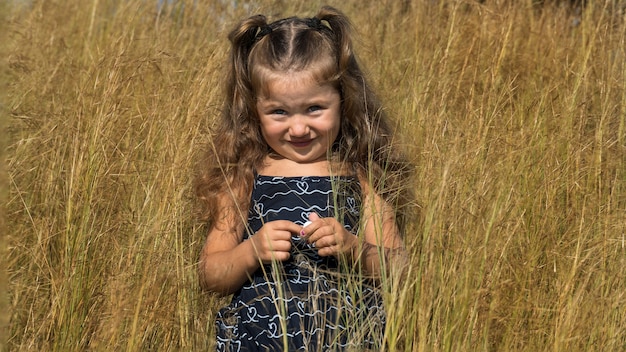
[
  {"left": 259, "top": 240, "right": 292, "bottom": 262},
  {"left": 290, "top": 221, "right": 308, "bottom": 234},
  {"left": 307, "top": 224, "right": 337, "bottom": 244},
  {"left": 317, "top": 246, "right": 337, "bottom": 257},
  {"left": 314, "top": 234, "right": 333, "bottom": 248},
  {"left": 266, "top": 220, "right": 298, "bottom": 230},
  {"left": 266, "top": 226, "right": 299, "bottom": 241},
  {"left": 267, "top": 248, "right": 291, "bottom": 262},
  {"left": 299, "top": 220, "right": 313, "bottom": 237},
  {"left": 308, "top": 212, "right": 321, "bottom": 222},
  {"left": 266, "top": 238, "right": 292, "bottom": 252}
]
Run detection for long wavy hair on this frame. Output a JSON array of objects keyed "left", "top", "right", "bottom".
[{"left": 195, "top": 6, "right": 413, "bottom": 233}]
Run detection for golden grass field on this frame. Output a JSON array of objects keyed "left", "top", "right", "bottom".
[{"left": 3, "top": 0, "right": 625, "bottom": 350}]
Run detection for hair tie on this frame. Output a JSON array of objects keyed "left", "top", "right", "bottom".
[
  {"left": 255, "top": 25, "right": 272, "bottom": 41},
  {"left": 305, "top": 17, "right": 325, "bottom": 31}
]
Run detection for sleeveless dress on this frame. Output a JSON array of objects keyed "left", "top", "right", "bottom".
[{"left": 215, "top": 175, "right": 386, "bottom": 351}]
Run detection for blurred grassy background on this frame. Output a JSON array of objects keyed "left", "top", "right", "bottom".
[{"left": 3, "top": 0, "right": 625, "bottom": 350}]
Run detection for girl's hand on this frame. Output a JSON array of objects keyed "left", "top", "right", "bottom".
[
  {"left": 251, "top": 220, "right": 301, "bottom": 264},
  {"left": 301, "top": 213, "right": 358, "bottom": 259}
]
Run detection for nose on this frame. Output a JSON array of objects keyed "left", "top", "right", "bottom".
[{"left": 289, "top": 115, "right": 310, "bottom": 137}]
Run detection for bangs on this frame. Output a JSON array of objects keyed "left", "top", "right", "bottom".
[{"left": 251, "top": 57, "right": 338, "bottom": 99}]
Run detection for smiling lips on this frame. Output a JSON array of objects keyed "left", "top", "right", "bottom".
[{"left": 289, "top": 139, "right": 313, "bottom": 148}]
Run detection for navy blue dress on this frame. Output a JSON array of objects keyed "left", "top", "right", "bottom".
[{"left": 215, "top": 175, "right": 385, "bottom": 351}]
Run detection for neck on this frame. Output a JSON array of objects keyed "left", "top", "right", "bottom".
[{"left": 257, "top": 155, "right": 351, "bottom": 177}]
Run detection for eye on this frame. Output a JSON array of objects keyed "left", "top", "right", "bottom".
[
  {"left": 308, "top": 105, "right": 322, "bottom": 113},
  {"left": 271, "top": 109, "right": 287, "bottom": 115}
]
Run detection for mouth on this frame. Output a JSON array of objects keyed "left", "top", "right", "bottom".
[{"left": 289, "top": 139, "right": 313, "bottom": 148}]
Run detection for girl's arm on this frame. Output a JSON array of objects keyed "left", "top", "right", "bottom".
[
  {"left": 198, "top": 194, "right": 302, "bottom": 295},
  {"left": 357, "top": 187, "right": 407, "bottom": 277},
  {"left": 301, "top": 178, "right": 407, "bottom": 277},
  {"left": 198, "top": 222, "right": 259, "bottom": 295}
]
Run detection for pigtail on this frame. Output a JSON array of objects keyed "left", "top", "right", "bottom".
[
  {"left": 221, "top": 14, "right": 272, "bottom": 172},
  {"left": 225, "top": 14, "right": 270, "bottom": 131},
  {"left": 227, "top": 14, "right": 269, "bottom": 87},
  {"left": 196, "top": 15, "right": 271, "bottom": 225},
  {"left": 315, "top": 6, "right": 375, "bottom": 166},
  {"left": 314, "top": 6, "right": 354, "bottom": 73}
]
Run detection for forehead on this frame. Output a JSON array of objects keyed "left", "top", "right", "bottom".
[
  {"left": 257, "top": 70, "right": 324, "bottom": 99},
  {"left": 258, "top": 79, "right": 340, "bottom": 109}
]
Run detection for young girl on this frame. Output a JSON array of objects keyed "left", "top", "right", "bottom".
[{"left": 196, "top": 6, "right": 412, "bottom": 351}]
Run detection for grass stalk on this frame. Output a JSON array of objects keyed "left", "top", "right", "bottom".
[{"left": 4, "top": 0, "right": 625, "bottom": 350}]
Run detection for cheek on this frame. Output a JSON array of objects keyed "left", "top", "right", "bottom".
[
  {"left": 259, "top": 125, "right": 272, "bottom": 142},
  {"left": 259, "top": 120, "right": 283, "bottom": 141}
]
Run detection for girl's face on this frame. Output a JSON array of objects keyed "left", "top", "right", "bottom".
[{"left": 256, "top": 74, "right": 341, "bottom": 165}]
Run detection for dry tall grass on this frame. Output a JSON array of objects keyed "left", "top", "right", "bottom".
[{"left": 3, "top": 0, "right": 625, "bottom": 351}]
